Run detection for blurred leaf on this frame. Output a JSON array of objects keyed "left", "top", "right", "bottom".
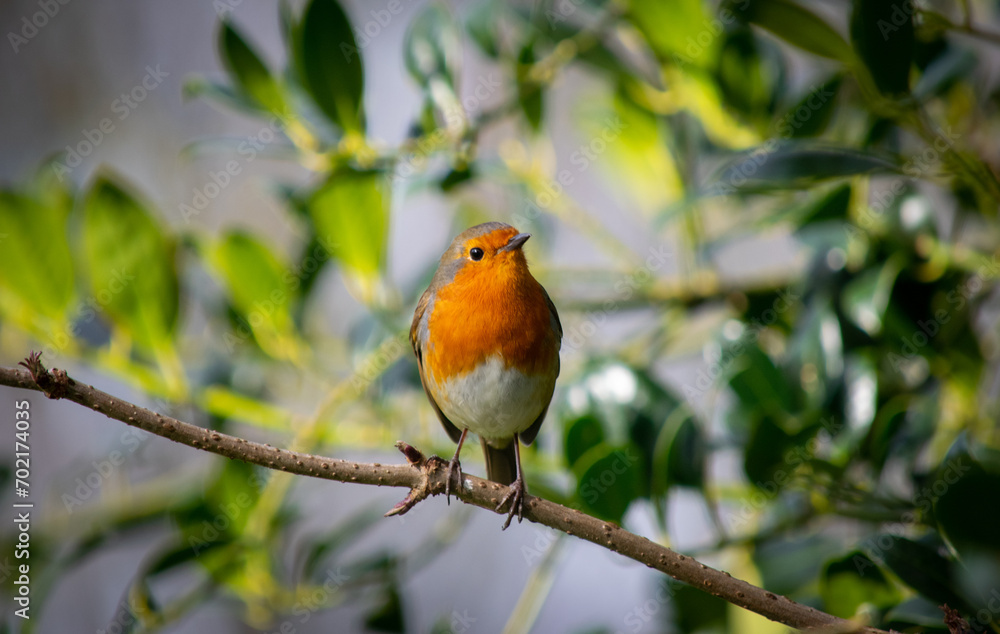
[
  {"left": 746, "top": 0, "right": 853, "bottom": 62},
  {"left": 405, "top": 3, "right": 462, "bottom": 88},
  {"left": 653, "top": 412, "right": 704, "bottom": 495},
  {"left": 308, "top": 169, "right": 389, "bottom": 278},
  {"left": 798, "top": 183, "right": 851, "bottom": 226},
  {"left": 629, "top": 0, "right": 716, "bottom": 66},
  {"left": 778, "top": 76, "right": 842, "bottom": 139},
  {"left": 786, "top": 297, "right": 843, "bottom": 409},
  {"left": 729, "top": 345, "right": 793, "bottom": 416},
  {"left": 842, "top": 353, "right": 878, "bottom": 444},
  {"left": 884, "top": 596, "right": 953, "bottom": 629},
  {"left": 563, "top": 414, "right": 605, "bottom": 467},
  {"left": 465, "top": 2, "right": 503, "bottom": 59},
  {"left": 299, "top": 505, "right": 388, "bottom": 580},
  {"left": 841, "top": 254, "right": 905, "bottom": 336},
  {"left": 850, "top": 0, "right": 913, "bottom": 96},
  {"left": 577, "top": 90, "right": 682, "bottom": 213},
  {"left": 744, "top": 415, "right": 794, "bottom": 485},
  {"left": 365, "top": 581, "right": 405, "bottom": 632},
  {"left": 82, "top": 175, "right": 178, "bottom": 352},
  {"left": 914, "top": 46, "right": 975, "bottom": 101},
  {"left": 518, "top": 41, "right": 544, "bottom": 132},
  {"left": 716, "top": 27, "right": 780, "bottom": 122},
  {"left": 218, "top": 20, "right": 287, "bottom": 114},
  {"left": 199, "top": 386, "right": 292, "bottom": 430},
  {"left": 672, "top": 582, "right": 728, "bottom": 632},
  {"left": 296, "top": 0, "right": 365, "bottom": 133},
  {"left": 754, "top": 533, "right": 844, "bottom": 596},
  {"left": 0, "top": 189, "right": 73, "bottom": 322},
  {"left": 822, "top": 552, "right": 899, "bottom": 618},
  {"left": 208, "top": 231, "right": 298, "bottom": 358},
  {"left": 711, "top": 142, "right": 898, "bottom": 193},
  {"left": 574, "top": 443, "right": 643, "bottom": 523},
  {"left": 935, "top": 459, "right": 1000, "bottom": 561},
  {"left": 875, "top": 535, "right": 970, "bottom": 611}
]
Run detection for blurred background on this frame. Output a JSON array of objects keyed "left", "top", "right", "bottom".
[{"left": 2, "top": 0, "right": 1000, "bottom": 632}]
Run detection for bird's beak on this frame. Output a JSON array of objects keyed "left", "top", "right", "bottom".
[{"left": 499, "top": 232, "right": 531, "bottom": 253}]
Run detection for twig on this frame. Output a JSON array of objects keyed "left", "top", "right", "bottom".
[{"left": 1, "top": 353, "right": 891, "bottom": 634}]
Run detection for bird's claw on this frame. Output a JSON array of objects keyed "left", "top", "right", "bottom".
[
  {"left": 497, "top": 478, "right": 526, "bottom": 530},
  {"left": 445, "top": 456, "right": 463, "bottom": 504}
]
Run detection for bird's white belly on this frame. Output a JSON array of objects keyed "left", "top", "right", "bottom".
[{"left": 430, "top": 356, "right": 553, "bottom": 443}]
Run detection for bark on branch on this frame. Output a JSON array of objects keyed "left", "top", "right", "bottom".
[{"left": 0, "top": 354, "right": 890, "bottom": 633}]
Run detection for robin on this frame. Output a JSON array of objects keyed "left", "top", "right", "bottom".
[{"left": 410, "top": 222, "right": 562, "bottom": 529}]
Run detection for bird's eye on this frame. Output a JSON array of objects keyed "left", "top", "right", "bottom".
[{"left": 469, "top": 247, "right": 484, "bottom": 261}]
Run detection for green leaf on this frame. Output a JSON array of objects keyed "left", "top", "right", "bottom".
[
  {"left": 716, "top": 27, "right": 781, "bottom": 122},
  {"left": 365, "top": 582, "right": 405, "bottom": 632},
  {"left": 653, "top": 412, "right": 704, "bottom": 494},
  {"left": 841, "top": 254, "right": 905, "bottom": 336},
  {"left": 729, "top": 345, "right": 793, "bottom": 415},
  {"left": 672, "top": 582, "right": 728, "bottom": 631},
  {"left": 710, "top": 142, "right": 898, "bottom": 194},
  {"left": 629, "top": 0, "right": 716, "bottom": 66},
  {"left": 746, "top": 0, "right": 853, "bottom": 62},
  {"left": 779, "top": 75, "right": 842, "bottom": 139},
  {"left": 296, "top": 0, "right": 365, "bottom": 133},
  {"left": 574, "top": 443, "right": 643, "bottom": 523},
  {"left": 0, "top": 189, "right": 74, "bottom": 322},
  {"left": 517, "top": 41, "right": 543, "bottom": 132},
  {"left": 850, "top": 0, "right": 914, "bottom": 96},
  {"left": 218, "top": 20, "right": 287, "bottom": 114},
  {"left": 743, "top": 415, "right": 794, "bottom": 486},
  {"left": 935, "top": 459, "right": 1000, "bottom": 561},
  {"left": 208, "top": 231, "right": 298, "bottom": 357},
  {"left": 404, "top": 3, "right": 461, "bottom": 88},
  {"left": 563, "top": 414, "right": 605, "bottom": 468},
  {"left": 308, "top": 169, "right": 389, "bottom": 277},
  {"left": 199, "top": 386, "right": 292, "bottom": 430},
  {"left": 874, "top": 535, "right": 969, "bottom": 611},
  {"left": 822, "top": 552, "right": 899, "bottom": 618},
  {"left": 82, "top": 176, "right": 178, "bottom": 351},
  {"left": 577, "top": 89, "right": 683, "bottom": 213}
]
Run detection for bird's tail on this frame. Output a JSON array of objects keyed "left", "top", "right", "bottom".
[{"left": 481, "top": 437, "right": 517, "bottom": 485}]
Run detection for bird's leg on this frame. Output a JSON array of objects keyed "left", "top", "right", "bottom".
[
  {"left": 497, "top": 434, "right": 526, "bottom": 530},
  {"left": 445, "top": 428, "right": 468, "bottom": 504}
]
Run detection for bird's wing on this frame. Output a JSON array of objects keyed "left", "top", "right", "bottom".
[
  {"left": 520, "top": 287, "right": 562, "bottom": 446},
  {"left": 410, "top": 288, "right": 464, "bottom": 444}
]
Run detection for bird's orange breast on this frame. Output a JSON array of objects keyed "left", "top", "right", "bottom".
[{"left": 424, "top": 255, "right": 558, "bottom": 381}]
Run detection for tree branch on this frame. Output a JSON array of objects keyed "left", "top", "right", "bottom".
[{"left": 0, "top": 354, "right": 890, "bottom": 634}]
